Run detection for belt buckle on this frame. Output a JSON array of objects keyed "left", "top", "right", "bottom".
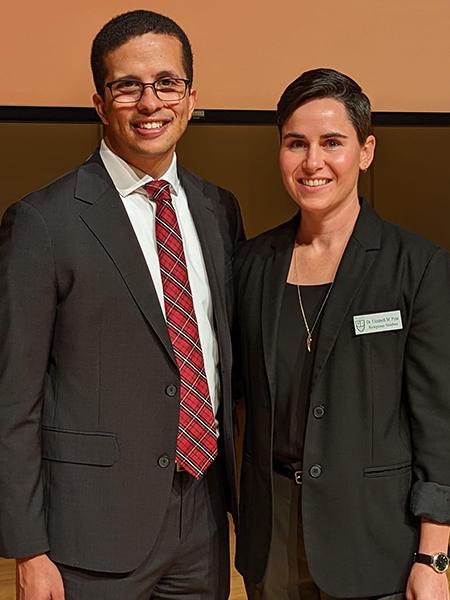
[{"left": 294, "top": 470, "right": 303, "bottom": 485}]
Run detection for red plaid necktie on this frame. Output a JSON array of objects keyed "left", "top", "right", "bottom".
[{"left": 144, "top": 179, "right": 218, "bottom": 479}]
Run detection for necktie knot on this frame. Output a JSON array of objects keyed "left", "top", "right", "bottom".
[{"left": 144, "top": 179, "right": 172, "bottom": 204}]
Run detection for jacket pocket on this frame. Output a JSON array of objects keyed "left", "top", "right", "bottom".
[
  {"left": 41, "top": 426, "right": 119, "bottom": 467},
  {"left": 363, "top": 460, "right": 411, "bottom": 478}
]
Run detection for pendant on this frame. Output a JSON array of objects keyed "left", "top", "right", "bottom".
[{"left": 306, "top": 334, "right": 312, "bottom": 353}]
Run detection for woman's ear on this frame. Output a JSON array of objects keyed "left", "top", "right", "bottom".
[{"left": 360, "top": 134, "right": 376, "bottom": 171}]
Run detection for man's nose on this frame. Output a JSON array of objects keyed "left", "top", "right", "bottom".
[{"left": 136, "top": 85, "right": 165, "bottom": 111}]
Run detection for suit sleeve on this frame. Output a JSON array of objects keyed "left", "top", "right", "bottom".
[
  {"left": 0, "top": 200, "right": 57, "bottom": 557},
  {"left": 221, "top": 189, "right": 245, "bottom": 250},
  {"left": 405, "top": 248, "right": 450, "bottom": 524},
  {"left": 231, "top": 193, "right": 246, "bottom": 248}
]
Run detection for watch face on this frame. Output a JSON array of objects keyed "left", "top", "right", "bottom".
[{"left": 433, "top": 553, "right": 449, "bottom": 573}]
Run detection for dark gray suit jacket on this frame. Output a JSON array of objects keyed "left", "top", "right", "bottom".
[
  {"left": 234, "top": 200, "right": 450, "bottom": 597},
  {"left": 0, "top": 151, "right": 244, "bottom": 572}
]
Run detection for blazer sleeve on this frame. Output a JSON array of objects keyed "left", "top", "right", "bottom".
[
  {"left": 0, "top": 200, "right": 56, "bottom": 557},
  {"left": 405, "top": 247, "right": 450, "bottom": 524}
]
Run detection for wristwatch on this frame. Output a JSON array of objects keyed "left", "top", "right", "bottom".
[{"left": 413, "top": 552, "right": 449, "bottom": 573}]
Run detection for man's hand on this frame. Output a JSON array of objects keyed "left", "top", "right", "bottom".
[
  {"left": 16, "top": 554, "right": 65, "bottom": 600},
  {"left": 406, "top": 563, "right": 450, "bottom": 600}
]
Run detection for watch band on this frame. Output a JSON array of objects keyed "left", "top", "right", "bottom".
[{"left": 413, "top": 552, "right": 449, "bottom": 573}]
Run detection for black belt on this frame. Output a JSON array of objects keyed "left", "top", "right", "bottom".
[{"left": 273, "top": 461, "right": 303, "bottom": 485}]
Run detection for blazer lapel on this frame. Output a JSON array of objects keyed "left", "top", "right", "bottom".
[
  {"left": 261, "top": 215, "right": 299, "bottom": 407},
  {"left": 311, "top": 200, "right": 382, "bottom": 388},
  {"left": 74, "top": 152, "right": 176, "bottom": 364}
]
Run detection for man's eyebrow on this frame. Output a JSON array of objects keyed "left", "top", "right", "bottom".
[
  {"left": 110, "top": 74, "right": 141, "bottom": 82},
  {"left": 113, "top": 70, "right": 181, "bottom": 81},
  {"left": 154, "top": 70, "right": 182, "bottom": 79}
]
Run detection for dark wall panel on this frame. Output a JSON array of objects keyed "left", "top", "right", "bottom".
[
  {"left": 179, "top": 124, "right": 372, "bottom": 238},
  {"left": 0, "top": 122, "right": 447, "bottom": 251},
  {"left": 178, "top": 125, "right": 294, "bottom": 237},
  {"left": 372, "top": 127, "right": 450, "bottom": 250},
  {"left": 0, "top": 123, "right": 101, "bottom": 216}
]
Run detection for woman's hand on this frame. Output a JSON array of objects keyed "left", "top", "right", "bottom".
[{"left": 405, "top": 563, "right": 449, "bottom": 600}]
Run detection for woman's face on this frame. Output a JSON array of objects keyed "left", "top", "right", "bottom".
[{"left": 279, "top": 97, "right": 375, "bottom": 217}]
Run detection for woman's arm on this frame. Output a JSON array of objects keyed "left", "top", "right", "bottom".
[{"left": 406, "top": 519, "right": 449, "bottom": 600}]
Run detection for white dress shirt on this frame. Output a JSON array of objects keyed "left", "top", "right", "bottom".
[{"left": 99, "top": 141, "right": 220, "bottom": 417}]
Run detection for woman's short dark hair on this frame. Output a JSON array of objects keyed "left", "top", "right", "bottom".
[
  {"left": 91, "top": 10, "right": 193, "bottom": 96},
  {"left": 277, "top": 68, "right": 372, "bottom": 145}
]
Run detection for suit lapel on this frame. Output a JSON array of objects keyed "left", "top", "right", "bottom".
[
  {"left": 311, "top": 200, "right": 382, "bottom": 388},
  {"left": 75, "top": 152, "right": 176, "bottom": 364},
  {"left": 178, "top": 168, "right": 227, "bottom": 329},
  {"left": 261, "top": 216, "right": 299, "bottom": 406}
]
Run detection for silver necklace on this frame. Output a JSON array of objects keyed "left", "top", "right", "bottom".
[{"left": 296, "top": 284, "right": 333, "bottom": 352}]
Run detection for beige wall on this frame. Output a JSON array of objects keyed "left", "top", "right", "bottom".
[
  {"left": 2, "top": 0, "right": 450, "bottom": 110},
  {"left": 0, "top": 122, "right": 448, "bottom": 251}
]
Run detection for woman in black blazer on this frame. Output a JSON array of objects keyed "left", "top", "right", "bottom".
[{"left": 234, "top": 69, "right": 450, "bottom": 600}]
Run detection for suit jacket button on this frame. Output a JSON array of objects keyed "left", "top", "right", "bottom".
[
  {"left": 313, "top": 405, "right": 325, "bottom": 419},
  {"left": 165, "top": 385, "right": 177, "bottom": 397},
  {"left": 158, "top": 455, "right": 171, "bottom": 468},
  {"left": 309, "top": 464, "right": 323, "bottom": 478}
]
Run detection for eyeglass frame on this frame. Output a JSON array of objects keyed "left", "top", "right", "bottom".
[{"left": 105, "top": 77, "right": 192, "bottom": 104}]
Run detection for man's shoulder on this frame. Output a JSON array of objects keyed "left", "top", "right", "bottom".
[
  {"left": 22, "top": 168, "right": 78, "bottom": 208},
  {"left": 15, "top": 151, "right": 105, "bottom": 213},
  {"left": 178, "top": 165, "right": 236, "bottom": 204},
  {"left": 236, "top": 214, "right": 298, "bottom": 259}
]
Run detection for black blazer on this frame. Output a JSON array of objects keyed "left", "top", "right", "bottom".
[
  {"left": 0, "top": 151, "right": 244, "bottom": 572},
  {"left": 234, "top": 200, "right": 450, "bottom": 597}
]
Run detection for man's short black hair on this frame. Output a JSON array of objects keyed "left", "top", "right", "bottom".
[
  {"left": 277, "top": 68, "right": 372, "bottom": 145},
  {"left": 91, "top": 10, "right": 193, "bottom": 95}
]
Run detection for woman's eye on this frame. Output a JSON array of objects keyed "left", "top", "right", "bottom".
[
  {"left": 289, "top": 140, "right": 306, "bottom": 150},
  {"left": 324, "top": 139, "right": 340, "bottom": 148}
]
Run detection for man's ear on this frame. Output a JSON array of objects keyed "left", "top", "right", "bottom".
[
  {"left": 187, "top": 87, "right": 197, "bottom": 121},
  {"left": 93, "top": 93, "right": 109, "bottom": 126}
]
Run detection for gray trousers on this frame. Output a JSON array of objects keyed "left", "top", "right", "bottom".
[
  {"left": 57, "top": 459, "right": 230, "bottom": 600},
  {"left": 245, "top": 471, "right": 405, "bottom": 600}
]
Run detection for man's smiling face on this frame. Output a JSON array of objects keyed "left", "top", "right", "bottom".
[{"left": 93, "top": 32, "right": 196, "bottom": 177}]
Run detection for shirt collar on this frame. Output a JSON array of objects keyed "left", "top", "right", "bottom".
[{"left": 99, "top": 139, "right": 180, "bottom": 198}]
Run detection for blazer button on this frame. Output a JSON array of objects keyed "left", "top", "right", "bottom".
[
  {"left": 313, "top": 405, "right": 325, "bottom": 419},
  {"left": 309, "top": 464, "right": 323, "bottom": 478},
  {"left": 157, "top": 455, "right": 171, "bottom": 468},
  {"left": 165, "top": 385, "right": 177, "bottom": 397}
]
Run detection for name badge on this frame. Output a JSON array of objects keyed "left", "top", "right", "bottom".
[{"left": 353, "top": 310, "right": 403, "bottom": 335}]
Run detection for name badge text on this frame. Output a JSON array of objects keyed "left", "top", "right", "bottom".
[{"left": 353, "top": 310, "right": 403, "bottom": 336}]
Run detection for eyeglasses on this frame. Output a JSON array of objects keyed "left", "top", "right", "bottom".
[{"left": 105, "top": 77, "right": 191, "bottom": 104}]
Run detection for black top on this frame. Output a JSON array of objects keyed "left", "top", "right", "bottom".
[{"left": 273, "top": 282, "right": 332, "bottom": 466}]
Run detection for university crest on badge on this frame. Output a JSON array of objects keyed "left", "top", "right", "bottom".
[{"left": 355, "top": 318, "right": 366, "bottom": 333}]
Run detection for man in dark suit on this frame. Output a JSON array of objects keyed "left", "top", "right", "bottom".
[{"left": 0, "top": 10, "right": 243, "bottom": 599}]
